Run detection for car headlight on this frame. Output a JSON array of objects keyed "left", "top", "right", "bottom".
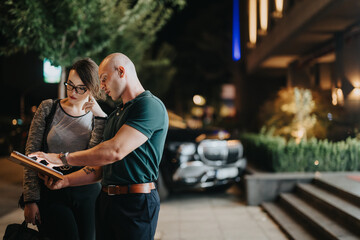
[{"left": 177, "top": 143, "right": 197, "bottom": 155}]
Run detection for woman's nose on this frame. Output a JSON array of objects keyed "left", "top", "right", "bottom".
[{"left": 70, "top": 88, "right": 78, "bottom": 94}]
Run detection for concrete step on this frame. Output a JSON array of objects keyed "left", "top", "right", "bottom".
[
  {"left": 262, "top": 202, "right": 318, "bottom": 240},
  {"left": 297, "top": 183, "right": 360, "bottom": 235},
  {"left": 314, "top": 176, "right": 360, "bottom": 207},
  {"left": 280, "top": 193, "right": 359, "bottom": 240}
]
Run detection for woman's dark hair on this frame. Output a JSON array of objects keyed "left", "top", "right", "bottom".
[{"left": 70, "top": 58, "right": 103, "bottom": 99}]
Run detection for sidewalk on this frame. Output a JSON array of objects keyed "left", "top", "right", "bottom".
[
  {"left": 0, "top": 157, "right": 23, "bottom": 217},
  {"left": 155, "top": 187, "right": 287, "bottom": 240},
  {"left": 0, "top": 156, "right": 287, "bottom": 239},
  {"left": 0, "top": 187, "right": 287, "bottom": 240}
]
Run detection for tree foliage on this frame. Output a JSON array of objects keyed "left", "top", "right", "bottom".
[
  {"left": 0, "top": 0, "right": 186, "bottom": 64},
  {"left": 0, "top": 0, "right": 186, "bottom": 96},
  {"left": 1, "top": 0, "right": 110, "bottom": 66},
  {"left": 139, "top": 42, "right": 177, "bottom": 98}
]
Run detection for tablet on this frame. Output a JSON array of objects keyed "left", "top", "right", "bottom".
[{"left": 8, "top": 151, "right": 64, "bottom": 181}]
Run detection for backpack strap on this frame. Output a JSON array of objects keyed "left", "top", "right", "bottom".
[{"left": 41, "top": 99, "right": 60, "bottom": 152}]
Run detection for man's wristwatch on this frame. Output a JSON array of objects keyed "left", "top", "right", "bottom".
[{"left": 59, "top": 152, "right": 69, "bottom": 166}]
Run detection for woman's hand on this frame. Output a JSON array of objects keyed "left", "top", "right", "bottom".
[
  {"left": 24, "top": 203, "right": 41, "bottom": 225},
  {"left": 82, "top": 96, "right": 107, "bottom": 117},
  {"left": 28, "top": 152, "right": 63, "bottom": 167},
  {"left": 38, "top": 174, "right": 69, "bottom": 190}
]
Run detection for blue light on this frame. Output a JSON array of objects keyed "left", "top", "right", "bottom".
[{"left": 232, "top": 0, "right": 241, "bottom": 61}]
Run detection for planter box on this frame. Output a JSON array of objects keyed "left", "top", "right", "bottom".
[{"left": 245, "top": 172, "right": 315, "bottom": 205}]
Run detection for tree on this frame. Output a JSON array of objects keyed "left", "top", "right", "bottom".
[
  {"left": 0, "top": 0, "right": 186, "bottom": 98},
  {"left": 258, "top": 87, "right": 340, "bottom": 141},
  {"left": 139, "top": 42, "right": 178, "bottom": 98}
]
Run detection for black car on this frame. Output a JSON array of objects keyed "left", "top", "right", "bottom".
[{"left": 157, "top": 112, "right": 247, "bottom": 200}]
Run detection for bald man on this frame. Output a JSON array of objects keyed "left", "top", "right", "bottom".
[{"left": 32, "top": 53, "right": 169, "bottom": 240}]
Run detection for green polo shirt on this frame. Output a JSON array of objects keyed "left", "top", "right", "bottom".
[{"left": 101, "top": 91, "right": 169, "bottom": 185}]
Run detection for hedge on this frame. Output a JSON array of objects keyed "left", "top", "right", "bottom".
[{"left": 240, "top": 133, "right": 360, "bottom": 172}]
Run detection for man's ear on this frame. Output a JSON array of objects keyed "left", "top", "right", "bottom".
[{"left": 118, "top": 66, "right": 125, "bottom": 78}]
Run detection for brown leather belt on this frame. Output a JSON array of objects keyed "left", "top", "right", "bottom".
[{"left": 102, "top": 182, "right": 156, "bottom": 195}]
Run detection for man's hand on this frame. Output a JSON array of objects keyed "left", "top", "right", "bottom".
[
  {"left": 29, "top": 152, "right": 64, "bottom": 167},
  {"left": 38, "top": 174, "right": 69, "bottom": 190}
]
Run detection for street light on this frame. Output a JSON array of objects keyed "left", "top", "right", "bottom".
[{"left": 193, "top": 95, "right": 206, "bottom": 106}]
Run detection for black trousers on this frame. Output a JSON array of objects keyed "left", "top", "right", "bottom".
[
  {"left": 95, "top": 189, "right": 160, "bottom": 240},
  {"left": 38, "top": 183, "right": 101, "bottom": 240}
]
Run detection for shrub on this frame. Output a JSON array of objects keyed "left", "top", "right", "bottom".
[{"left": 240, "top": 133, "right": 360, "bottom": 172}]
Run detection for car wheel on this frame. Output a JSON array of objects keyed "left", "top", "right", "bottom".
[{"left": 157, "top": 171, "right": 169, "bottom": 201}]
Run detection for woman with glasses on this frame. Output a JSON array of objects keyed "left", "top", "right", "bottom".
[{"left": 22, "top": 58, "right": 107, "bottom": 240}]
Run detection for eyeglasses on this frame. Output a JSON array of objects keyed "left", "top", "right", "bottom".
[{"left": 64, "top": 82, "right": 87, "bottom": 95}]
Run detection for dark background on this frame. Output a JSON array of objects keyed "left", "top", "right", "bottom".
[{"left": 0, "top": 0, "right": 286, "bottom": 140}]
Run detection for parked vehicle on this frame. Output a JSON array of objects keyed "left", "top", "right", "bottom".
[{"left": 157, "top": 111, "right": 247, "bottom": 200}]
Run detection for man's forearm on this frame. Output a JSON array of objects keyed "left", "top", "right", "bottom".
[
  {"left": 67, "top": 139, "right": 121, "bottom": 166},
  {"left": 66, "top": 124, "right": 148, "bottom": 167}
]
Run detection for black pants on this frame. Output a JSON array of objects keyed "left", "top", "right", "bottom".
[
  {"left": 96, "top": 189, "right": 160, "bottom": 240},
  {"left": 38, "top": 183, "right": 101, "bottom": 240}
]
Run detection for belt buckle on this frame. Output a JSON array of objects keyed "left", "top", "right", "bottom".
[{"left": 107, "top": 185, "right": 116, "bottom": 196}]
